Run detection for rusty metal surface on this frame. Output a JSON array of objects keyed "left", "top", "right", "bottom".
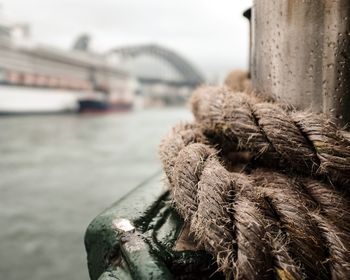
[{"left": 251, "top": 0, "right": 350, "bottom": 125}]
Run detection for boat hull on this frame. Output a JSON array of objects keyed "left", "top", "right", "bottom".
[
  {"left": 78, "top": 99, "right": 132, "bottom": 113},
  {"left": 0, "top": 85, "right": 79, "bottom": 115}
]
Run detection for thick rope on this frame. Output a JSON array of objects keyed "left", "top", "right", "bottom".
[
  {"left": 224, "top": 70, "right": 251, "bottom": 93},
  {"left": 159, "top": 119, "right": 350, "bottom": 279},
  {"left": 159, "top": 86, "right": 350, "bottom": 279},
  {"left": 190, "top": 86, "right": 350, "bottom": 188}
]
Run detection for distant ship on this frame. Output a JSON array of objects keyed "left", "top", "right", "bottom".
[
  {"left": 78, "top": 98, "right": 133, "bottom": 113},
  {"left": 0, "top": 17, "right": 136, "bottom": 114}
]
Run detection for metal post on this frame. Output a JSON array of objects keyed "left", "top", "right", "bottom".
[{"left": 251, "top": 0, "right": 350, "bottom": 125}]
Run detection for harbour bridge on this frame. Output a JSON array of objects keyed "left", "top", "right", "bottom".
[
  {"left": 109, "top": 44, "right": 205, "bottom": 87},
  {"left": 0, "top": 25, "right": 206, "bottom": 109},
  {"left": 108, "top": 44, "right": 205, "bottom": 106}
]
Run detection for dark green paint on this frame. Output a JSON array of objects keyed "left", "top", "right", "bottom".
[{"left": 84, "top": 173, "right": 221, "bottom": 280}]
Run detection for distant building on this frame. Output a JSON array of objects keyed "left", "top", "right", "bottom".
[{"left": 0, "top": 18, "right": 136, "bottom": 114}]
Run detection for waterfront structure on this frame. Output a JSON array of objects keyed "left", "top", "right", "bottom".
[
  {"left": 109, "top": 44, "right": 205, "bottom": 106},
  {"left": 0, "top": 13, "right": 205, "bottom": 113},
  {"left": 0, "top": 20, "right": 136, "bottom": 114}
]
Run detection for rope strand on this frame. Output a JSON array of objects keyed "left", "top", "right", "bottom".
[
  {"left": 190, "top": 86, "right": 350, "bottom": 188},
  {"left": 159, "top": 86, "right": 350, "bottom": 279}
]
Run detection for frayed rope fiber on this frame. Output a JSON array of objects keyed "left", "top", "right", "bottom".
[
  {"left": 191, "top": 86, "right": 350, "bottom": 188},
  {"left": 159, "top": 86, "right": 350, "bottom": 280}
]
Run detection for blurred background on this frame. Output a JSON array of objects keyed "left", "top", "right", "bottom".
[{"left": 0, "top": 1, "right": 251, "bottom": 279}]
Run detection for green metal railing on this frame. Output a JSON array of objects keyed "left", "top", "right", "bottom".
[{"left": 84, "top": 172, "right": 218, "bottom": 280}]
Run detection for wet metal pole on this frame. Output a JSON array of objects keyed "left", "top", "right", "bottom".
[{"left": 251, "top": 0, "right": 350, "bottom": 126}]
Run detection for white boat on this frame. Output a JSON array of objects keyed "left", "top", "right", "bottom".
[
  {"left": 0, "top": 85, "right": 79, "bottom": 115},
  {"left": 0, "top": 15, "right": 135, "bottom": 115}
]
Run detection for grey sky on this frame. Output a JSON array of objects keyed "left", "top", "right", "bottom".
[{"left": 1, "top": 0, "right": 252, "bottom": 79}]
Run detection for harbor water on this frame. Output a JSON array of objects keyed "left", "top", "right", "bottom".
[{"left": 0, "top": 108, "right": 191, "bottom": 280}]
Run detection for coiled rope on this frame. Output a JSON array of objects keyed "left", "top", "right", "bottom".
[
  {"left": 191, "top": 86, "right": 350, "bottom": 188},
  {"left": 159, "top": 86, "right": 350, "bottom": 280}
]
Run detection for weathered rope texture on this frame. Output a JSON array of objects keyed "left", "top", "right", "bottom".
[
  {"left": 190, "top": 86, "right": 350, "bottom": 188},
  {"left": 224, "top": 70, "right": 251, "bottom": 93},
  {"left": 159, "top": 86, "right": 350, "bottom": 280}
]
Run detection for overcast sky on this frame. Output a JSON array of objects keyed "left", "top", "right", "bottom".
[{"left": 1, "top": 0, "right": 252, "bottom": 79}]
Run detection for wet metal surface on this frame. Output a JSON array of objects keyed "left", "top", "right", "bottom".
[
  {"left": 251, "top": 0, "right": 350, "bottom": 124},
  {"left": 113, "top": 218, "right": 135, "bottom": 233},
  {"left": 85, "top": 177, "right": 219, "bottom": 280}
]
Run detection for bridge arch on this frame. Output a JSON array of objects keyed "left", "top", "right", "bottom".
[{"left": 109, "top": 44, "right": 205, "bottom": 86}]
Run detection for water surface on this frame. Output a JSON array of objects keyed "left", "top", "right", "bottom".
[{"left": 0, "top": 108, "right": 191, "bottom": 279}]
